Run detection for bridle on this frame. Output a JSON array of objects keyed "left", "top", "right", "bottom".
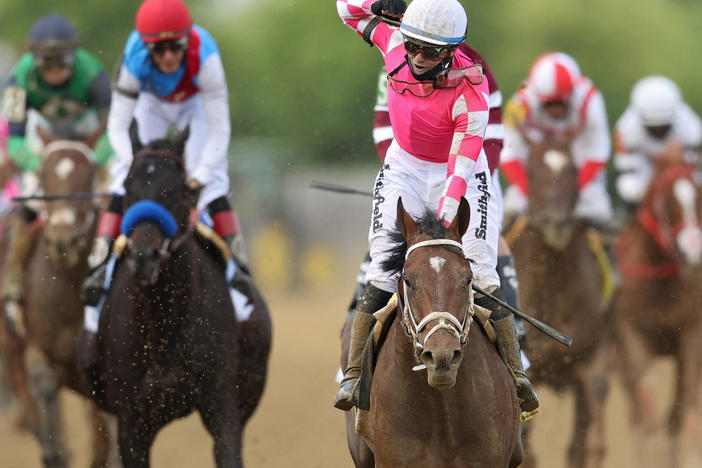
[{"left": 399, "top": 239, "right": 475, "bottom": 353}]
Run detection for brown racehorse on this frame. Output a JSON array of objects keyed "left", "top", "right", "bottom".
[
  {"left": 0, "top": 136, "right": 118, "bottom": 467},
  {"left": 510, "top": 141, "right": 612, "bottom": 468},
  {"left": 343, "top": 198, "right": 521, "bottom": 468},
  {"left": 614, "top": 160, "right": 702, "bottom": 467}
]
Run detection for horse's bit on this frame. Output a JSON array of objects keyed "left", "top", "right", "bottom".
[{"left": 400, "top": 239, "right": 475, "bottom": 353}]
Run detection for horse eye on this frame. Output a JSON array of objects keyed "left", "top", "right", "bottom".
[{"left": 403, "top": 276, "right": 411, "bottom": 289}]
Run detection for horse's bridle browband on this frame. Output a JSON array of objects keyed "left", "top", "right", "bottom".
[{"left": 401, "top": 239, "right": 474, "bottom": 352}]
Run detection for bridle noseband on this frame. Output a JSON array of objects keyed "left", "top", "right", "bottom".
[{"left": 400, "top": 239, "right": 475, "bottom": 353}]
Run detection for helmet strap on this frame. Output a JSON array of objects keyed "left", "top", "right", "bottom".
[{"left": 405, "top": 54, "right": 454, "bottom": 82}]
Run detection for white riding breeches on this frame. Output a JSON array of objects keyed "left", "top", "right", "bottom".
[
  {"left": 365, "top": 140, "right": 500, "bottom": 293},
  {"left": 109, "top": 93, "right": 229, "bottom": 210}
]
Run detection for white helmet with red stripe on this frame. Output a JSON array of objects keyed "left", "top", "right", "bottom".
[
  {"left": 527, "top": 52, "right": 581, "bottom": 103},
  {"left": 630, "top": 75, "right": 682, "bottom": 126},
  {"left": 400, "top": 0, "right": 467, "bottom": 46}
]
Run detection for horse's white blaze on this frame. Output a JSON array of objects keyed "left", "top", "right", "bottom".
[
  {"left": 49, "top": 207, "right": 77, "bottom": 225},
  {"left": 673, "top": 178, "right": 702, "bottom": 264},
  {"left": 543, "top": 150, "right": 569, "bottom": 173},
  {"left": 55, "top": 157, "right": 75, "bottom": 180},
  {"left": 429, "top": 256, "right": 446, "bottom": 274}
]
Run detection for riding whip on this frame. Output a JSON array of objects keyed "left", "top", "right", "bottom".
[
  {"left": 11, "top": 192, "right": 115, "bottom": 202},
  {"left": 472, "top": 284, "right": 573, "bottom": 347},
  {"left": 309, "top": 181, "right": 373, "bottom": 197}
]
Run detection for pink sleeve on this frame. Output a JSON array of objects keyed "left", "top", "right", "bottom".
[
  {"left": 438, "top": 86, "right": 490, "bottom": 226},
  {"left": 337, "top": 0, "right": 394, "bottom": 53}
]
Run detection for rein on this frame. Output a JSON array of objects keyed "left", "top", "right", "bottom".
[{"left": 400, "top": 239, "right": 474, "bottom": 353}]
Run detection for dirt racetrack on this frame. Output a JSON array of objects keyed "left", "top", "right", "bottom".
[{"left": 0, "top": 288, "right": 686, "bottom": 467}]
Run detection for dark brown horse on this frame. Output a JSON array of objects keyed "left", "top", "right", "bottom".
[
  {"left": 83, "top": 132, "right": 271, "bottom": 467},
  {"left": 0, "top": 138, "right": 118, "bottom": 467},
  {"left": 615, "top": 161, "right": 702, "bottom": 467},
  {"left": 343, "top": 198, "right": 520, "bottom": 468},
  {"left": 510, "top": 142, "right": 612, "bottom": 468}
]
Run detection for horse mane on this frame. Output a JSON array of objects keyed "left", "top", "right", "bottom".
[{"left": 379, "top": 208, "right": 448, "bottom": 275}]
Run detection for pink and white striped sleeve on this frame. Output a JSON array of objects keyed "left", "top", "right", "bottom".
[
  {"left": 438, "top": 89, "right": 490, "bottom": 226},
  {"left": 337, "top": 0, "right": 393, "bottom": 52}
]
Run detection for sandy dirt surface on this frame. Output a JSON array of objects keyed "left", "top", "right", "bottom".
[{"left": 0, "top": 288, "right": 691, "bottom": 467}]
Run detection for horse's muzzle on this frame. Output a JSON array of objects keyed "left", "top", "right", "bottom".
[{"left": 421, "top": 347, "right": 463, "bottom": 388}]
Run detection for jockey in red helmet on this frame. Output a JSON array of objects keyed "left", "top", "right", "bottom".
[{"left": 81, "top": 0, "right": 250, "bottom": 366}]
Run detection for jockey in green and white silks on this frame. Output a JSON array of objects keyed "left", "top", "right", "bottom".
[{"left": 0, "top": 13, "right": 113, "bottom": 333}]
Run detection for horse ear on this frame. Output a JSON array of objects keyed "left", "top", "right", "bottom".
[
  {"left": 174, "top": 126, "right": 190, "bottom": 155},
  {"left": 396, "top": 197, "right": 418, "bottom": 240},
  {"left": 129, "top": 119, "right": 143, "bottom": 154},
  {"left": 448, "top": 197, "right": 471, "bottom": 238},
  {"left": 36, "top": 125, "right": 53, "bottom": 145}
]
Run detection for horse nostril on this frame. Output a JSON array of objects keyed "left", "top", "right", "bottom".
[
  {"left": 450, "top": 349, "right": 463, "bottom": 365},
  {"left": 420, "top": 350, "right": 434, "bottom": 366}
]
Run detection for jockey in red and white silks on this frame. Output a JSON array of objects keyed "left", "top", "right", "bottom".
[
  {"left": 500, "top": 52, "right": 613, "bottom": 225},
  {"left": 614, "top": 76, "right": 702, "bottom": 205},
  {"left": 338, "top": 0, "right": 500, "bottom": 293}
]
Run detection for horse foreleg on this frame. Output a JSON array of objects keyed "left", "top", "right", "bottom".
[
  {"left": 668, "top": 327, "right": 702, "bottom": 468},
  {"left": 117, "top": 411, "right": 158, "bottom": 468},
  {"left": 616, "top": 317, "right": 657, "bottom": 467},
  {"left": 26, "top": 345, "right": 69, "bottom": 468},
  {"left": 569, "top": 347, "right": 609, "bottom": 468},
  {"left": 88, "top": 404, "right": 122, "bottom": 468},
  {"left": 518, "top": 419, "right": 537, "bottom": 468},
  {"left": 198, "top": 395, "right": 243, "bottom": 468},
  {"left": 3, "top": 331, "right": 39, "bottom": 433},
  {"left": 345, "top": 410, "right": 375, "bottom": 468}
]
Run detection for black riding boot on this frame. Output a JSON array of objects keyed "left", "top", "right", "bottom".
[
  {"left": 81, "top": 235, "right": 115, "bottom": 306},
  {"left": 476, "top": 289, "right": 539, "bottom": 412},
  {"left": 334, "top": 283, "right": 392, "bottom": 411}
]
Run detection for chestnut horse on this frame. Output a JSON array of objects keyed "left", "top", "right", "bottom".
[
  {"left": 510, "top": 142, "right": 612, "bottom": 468},
  {"left": 343, "top": 198, "right": 520, "bottom": 468},
  {"left": 83, "top": 132, "right": 271, "bottom": 467},
  {"left": 614, "top": 161, "right": 702, "bottom": 467},
  {"left": 0, "top": 138, "right": 117, "bottom": 467}
]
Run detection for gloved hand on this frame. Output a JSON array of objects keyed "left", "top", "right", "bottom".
[
  {"left": 93, "top": 133, "right": 114, "bottom": 167},
  {"left": 185, "top": 178, "right": 203, "bottom": 207},
  {"left": 7, "top": 136, "right": 40, "bottom": 173},
  {"left": 371, "top": 0, "right": 406, "bottom": 20}
]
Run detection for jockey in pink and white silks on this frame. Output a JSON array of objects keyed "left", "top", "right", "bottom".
[
  {"left": 334, "top": 0, "right": 538, "bottom": 413},
  {"left": 501, "top": 52, "right": 613, "bottom": 227},
  {"left": 614, "top": 76, "right": 702, "bottom": 209}
]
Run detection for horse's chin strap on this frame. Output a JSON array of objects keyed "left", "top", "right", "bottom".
[{"left": 401, "top": 239, "right": 474, "bottom": 353}]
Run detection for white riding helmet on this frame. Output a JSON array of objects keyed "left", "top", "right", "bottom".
[
  {"left": 630, "top": 76, "right": 682, "bottom": 126},
  {"left": 527, "top": 52, "right": 581, "bottom": 103},
  {"left": 400, "top": 0, "right": 467, "bottom": 46}
]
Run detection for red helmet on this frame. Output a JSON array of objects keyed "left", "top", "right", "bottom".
[
  {"left": 136, "top": 0, "right": 192, "bottom": 43},
  {"left": 527, "top": 52, "right": 581, "bottom": 103}
]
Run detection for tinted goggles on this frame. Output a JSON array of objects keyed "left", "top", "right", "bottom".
[
  {"left": 146, "top": 36, "right": 188, "bottom": 55},
  {"left": 35, "top": 52, "right": 75, "bottom": 70},
  {"left": 403, "top": 39, "right": 451, "bottom": 60},
  {"left": 387, "top": 65, "right": 484, "bottom": 97}
]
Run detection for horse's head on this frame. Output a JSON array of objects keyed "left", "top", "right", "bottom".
[
  {"left": 37, "top": 132, "right": 98, "bottom": 267},
  {"left": 387, "top": 198, "right": 473, "bottom": 388},
  {"left": 639, "top": 162, "right": 702, "bottom": 271},
  {"left": 526, "top": 140, "right": 579, "bottom": 250},
  {"left": 121, "top": 125, "right": 192, "bottom": 285}
]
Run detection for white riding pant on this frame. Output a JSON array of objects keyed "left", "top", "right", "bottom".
[
  {"left": 109, "top": 93, "right": 229, "bottom": 210},
  {"left": 365, "top": 140, "right": 500, "bottom": 293}
]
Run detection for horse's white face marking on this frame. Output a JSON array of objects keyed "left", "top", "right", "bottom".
[
  {"left": 55, "top": 158, "right": 75, "bottom": 180},
  {"left": 429, "top": 256, "right": 446, "bottom": 274},
  {"left": 543, "top": 150, "right": 569, "bottom": 174},
  {"left": 673, "top": 178, "right": 702, "bottom": 264},
  {"left": 147, "top": 163, "right": 156, "bottom": 174},
  {"left": 49, "top": 207, "right": 77, "bottom": 226}
]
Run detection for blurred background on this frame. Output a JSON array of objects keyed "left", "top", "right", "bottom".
[{"left": 0, "top": 0, "right": 700, "bottom": 466}]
